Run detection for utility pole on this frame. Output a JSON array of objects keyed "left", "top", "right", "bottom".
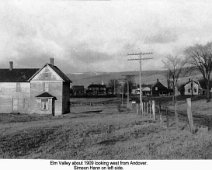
[{"left": 128, "top": 52, "right": 153, "bottom": 115}]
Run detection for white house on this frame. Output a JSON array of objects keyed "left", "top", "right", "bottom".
[
  {"left": 184, "top": 79, "right": 201, "bottom": 96},
  {"left": 0, "top": 58, "right": 71, "bottom": 115}
]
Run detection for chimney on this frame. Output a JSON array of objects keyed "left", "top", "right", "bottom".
[
  {"left": 50, "top": 58, "right": 54, "bottom": 65},
  {"left": 157, "top": 78, "right": 159, "bottom": 82},
  {"left": 9, "top": 61, "right": 13, "bottom": 71}
]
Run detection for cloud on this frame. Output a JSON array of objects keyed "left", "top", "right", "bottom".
[
  {"left": 144, "top": 29, "right": 178, "bottom": 44},
  {"left": 71, "top": 48, "right": 113, "bottom": 64},
  {"left": 1, "top": 0, "right": 212, "bottom": 73}
]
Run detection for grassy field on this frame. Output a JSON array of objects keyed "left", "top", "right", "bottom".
[
  {"left": 173, "top": 99, "right": 212, "bottom": 116},
  {"left": 0, "top": 98, "right": 212, "bottom": 159}
]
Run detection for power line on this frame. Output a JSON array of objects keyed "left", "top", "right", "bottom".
[{"left": 128, "top": 52, "right": 153, "bottom": 115}]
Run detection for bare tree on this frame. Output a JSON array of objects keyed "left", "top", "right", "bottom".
[
  {"left": 123, "top": 75, "right": 135, "bottom": 94},
  {"left": 185, "top": 43, "right": 212, "bottom": 102},
  {"left": 123, "top": 75, "right": 135, "bottom": 108},
  {"left": 108, "top": 79, "right": 120, "bottom": 95},
  {"left": 163, "top": 55, "right": 186, "bottom": 129}
]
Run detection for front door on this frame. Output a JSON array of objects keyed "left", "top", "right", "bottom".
[{"left": 52, "top": 99, "right": 55, "bottom": 116}]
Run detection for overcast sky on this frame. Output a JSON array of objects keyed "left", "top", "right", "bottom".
[{"left": 1, "top": 0, "right": 212, "bottom": 73}]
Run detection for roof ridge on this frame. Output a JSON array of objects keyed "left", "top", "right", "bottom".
[{"left": 0, "top": 68, "right": 39, "bottom": 82}]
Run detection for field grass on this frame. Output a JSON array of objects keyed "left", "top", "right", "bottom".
[
  {"left": 172, "top": 99, "right": 212, "bottom": 116},
  {"left": 1, "top": 98, "right": 212, "bottom": 159}
]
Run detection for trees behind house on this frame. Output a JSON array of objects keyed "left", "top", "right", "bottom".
[
  {"left": 108, "top": 76, "right": 135, "bottom": 96},
  {"left": 163, "top": 55, "right": 186, "bottom": 129},
  {"left": 108, "top": 79, "right": 120, "bottom": 95},
  {"left": 185, "top": 43, "right": 212, "bottom": 102},
  {"left": 123, "top": 75, "right": 136, "bottom": 95},
  {"left": 163, "top": 55, "right": 186, "bottom": 93}
]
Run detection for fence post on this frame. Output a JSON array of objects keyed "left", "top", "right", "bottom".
[
  {"left": 166, "top": 107, "right": 169, "bottom": 128},
  {"left": 152, "top": 100, "right": 156, "bottom": 120},
  {"left": 143, "top": 102, "right": 145, "bottom": 115},
  {"left": 149, "top": 100, "right": 152, "bottom": 118},
  {"left": 147, "top": 101, "right": 149, "bottom": 116},
  {"left": 187, "top": 98, "right": 195, "bottom": 133},
  {"left": 145, "top": 101, "right": 147, "bottom": 113},
  {"left": 144, "top": 102, "right": 147, "bottom": 116},
  {"left": 136, "top": 103, "right": 139, "bottom": 115},
  {"left": 159, "top": 103, "right": 163, "bottom": 124}
]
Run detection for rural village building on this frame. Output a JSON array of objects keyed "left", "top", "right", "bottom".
[
  {"left": 131, "top": 79, "right": 172, "bottom": 96},
  {"left": 71, "top": 85, "right": 85, "bottom": 97},
  {"left": 183, "top": 79, "right": 201, "bottom": 96},
  {"left": 151, "top": 79, "right": 173, "bottom": 96},
  {"left": 179, "top": 79, "right": 202, "bottom": 96},
  {"left": 0, "top": 58, "right": 71, "bottom": 116},
  {"left": 86, "top": 84, "right": 107, "bottom": 96},
  {"left": 131, "top": 85, "right": 152, "bottom": 96}
]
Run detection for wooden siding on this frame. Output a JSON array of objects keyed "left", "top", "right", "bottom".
[
  {"left": 30, "top": 81, "right": 63, "bottom": 115},
  {"left": 0, "top": 64, "right": 70, "bottom": 116},
  {"left": 30, "top": 65, "right": 64, "bottom": 115},
  {"left": 0, "top": 82, "right": 30, "bottom": 113},
  {"left": 31, "top": 65, "right": 63, "bottom": 81},
  {"left": 184, "top": 82, "right": 199, "bottom": 95}
]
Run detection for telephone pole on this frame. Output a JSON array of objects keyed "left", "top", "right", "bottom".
[{"left": 128, "top": 52, "right": 153, "bottom": 115}]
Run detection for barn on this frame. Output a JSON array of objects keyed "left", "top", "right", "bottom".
[
  {"left": 0, "top": 58, "right": 71, "bottom": 116},
  {"left": 151, "top": 79, "right": 172, "bottom": 96}
]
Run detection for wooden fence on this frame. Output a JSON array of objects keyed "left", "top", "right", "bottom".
[{"left": 130, "top": 98, "right": 208, "bottom": 134}]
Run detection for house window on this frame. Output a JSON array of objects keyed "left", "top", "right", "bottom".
[
  {"left": 43, "top": 71, "right": 50, "bottom": 79},
  {"left": 194, "top": 88, "right": 197, "bottom": 93},
  {"left": 188, "top": 88, "right": 191, "bottom": 93},
  {"left": 155, "top": 87, "right": 158, "bottom": 91},
  {"left": 16, "top": 83, "right": 21, "bottom": 92},
  {"left": 41, "top": 99, "right": 49, "bottom": 110},
  {"left": 43, "top": 68, "right": 50, "bottom": 79},
  {"left": 43, "top": 82, "right": 49, "bottom": 92}
]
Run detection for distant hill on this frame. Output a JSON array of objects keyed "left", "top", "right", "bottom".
[{"left": 67, "top": 68, "right": 203, "bottom": 88}]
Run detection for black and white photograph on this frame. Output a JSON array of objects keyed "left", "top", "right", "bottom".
[{"left": 0, "top": 0, "right": 212, "bottom": 169}]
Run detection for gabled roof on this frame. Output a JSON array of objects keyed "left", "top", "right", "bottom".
[
  {"left": 36, "top": 92, "right": 56, "bottom": 99},
  {"left": 142, "top": 87, "right": 151, "bottom": 91},
  {"left": 184, "top": 79, "right": 199, "bottom": 86},
  {"left": 48, "top": 64, "right": 72, "bottom": 83},
  {"left": 29, "top": 64, "right": 72, "bottom": 83},
  {"left": 152, "top": 80, "right": 168, "bottom": 90},
  {"left": 0, "top": 68, "right": 39, "bottom": 82}
]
